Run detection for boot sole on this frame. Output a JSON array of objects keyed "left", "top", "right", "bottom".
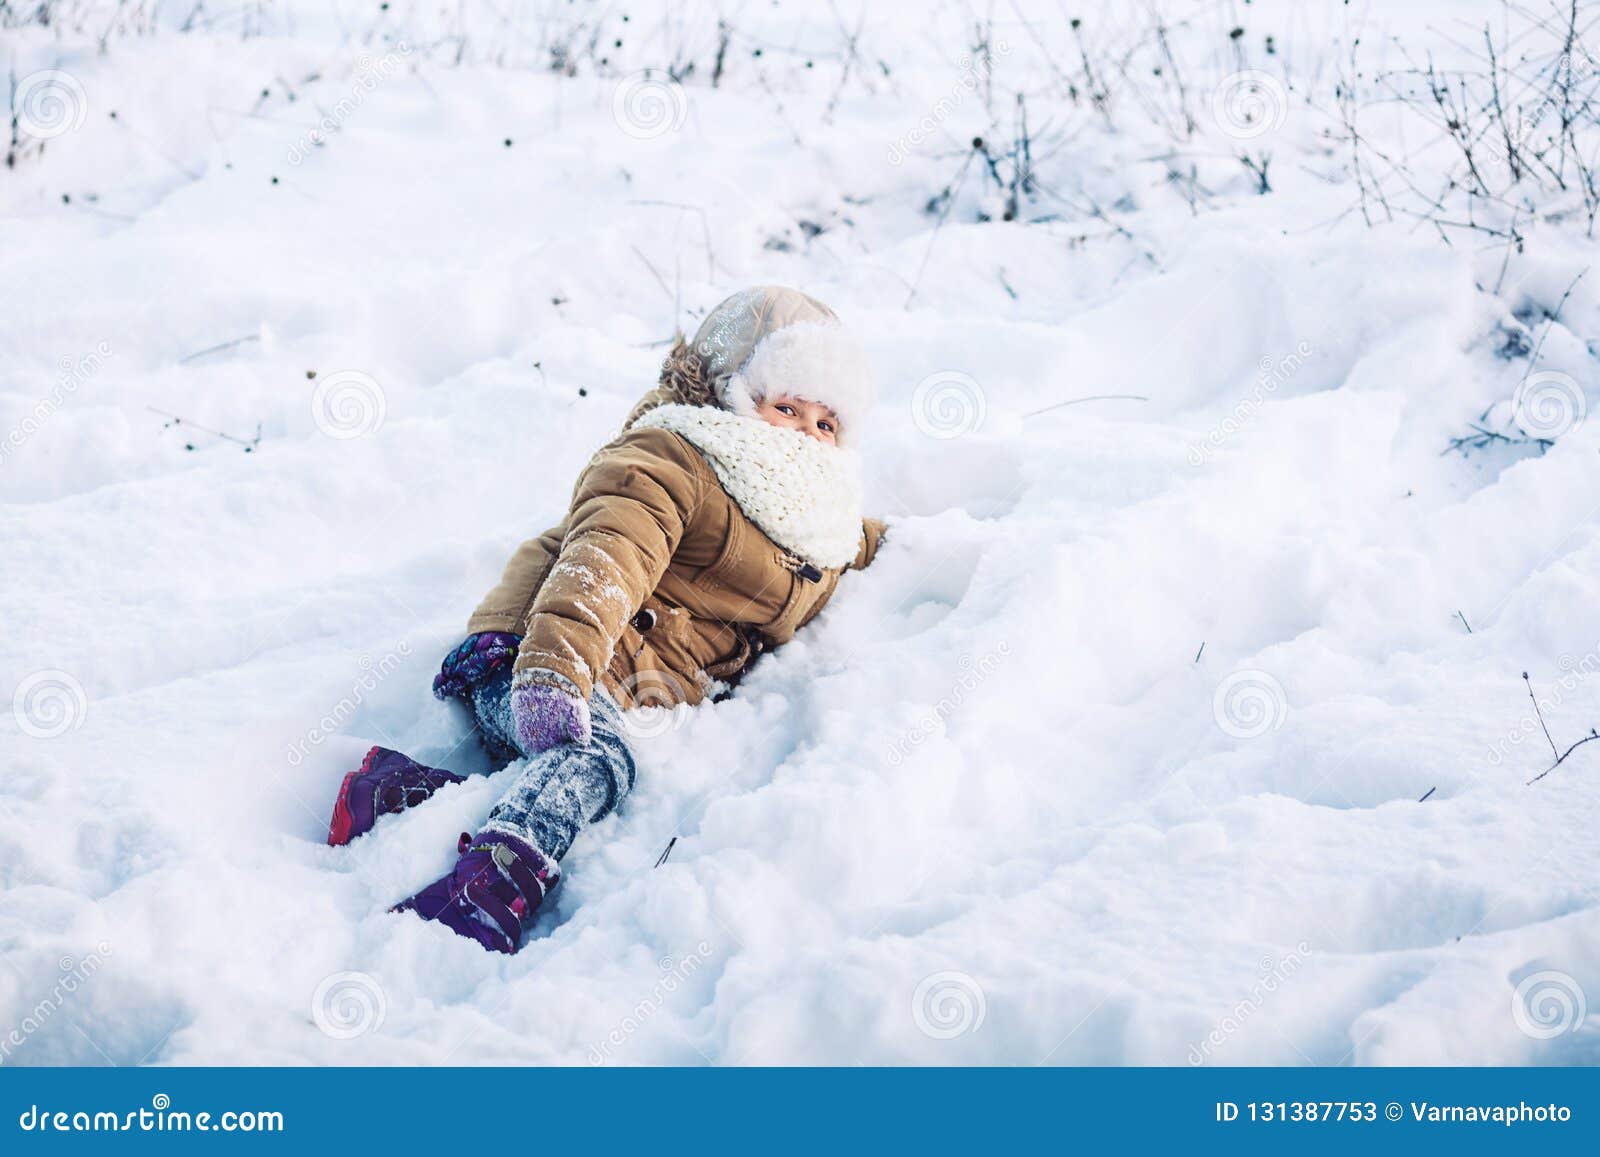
[{"left": 327, "top": 746, "right": 383, "bottom": 846}]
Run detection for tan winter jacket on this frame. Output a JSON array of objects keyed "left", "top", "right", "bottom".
[{"left": 465, "top": 348, "right": 886, "bottom": 710}]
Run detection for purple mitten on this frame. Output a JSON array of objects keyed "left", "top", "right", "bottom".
[
  {"left": 432, "top": 631, "right": 521, "bottom": 701},
  {"left": 511, "top": 676, "right": 592, "bottom": 754},
  {"left": 392, "top": 829, "right": 560, "bottom": 954}
]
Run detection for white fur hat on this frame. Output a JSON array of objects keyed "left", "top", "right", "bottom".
[{"left": 690, "top": 286, "right": 874, "bottom": 444}]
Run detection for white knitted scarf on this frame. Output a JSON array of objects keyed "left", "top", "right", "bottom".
[{"left": 632, "top": 403, "right": 864, "bottom": 570}]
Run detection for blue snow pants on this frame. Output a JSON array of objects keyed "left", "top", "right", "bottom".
[{"left": 468, "top": 668, "right": 637, "bottom": 862}]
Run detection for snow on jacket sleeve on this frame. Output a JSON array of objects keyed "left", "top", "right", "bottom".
[{"left": 513, "top": 426, "right": 706, "bottom": 700}]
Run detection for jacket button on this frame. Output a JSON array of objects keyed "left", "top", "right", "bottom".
[{"left": 631, "top": 608, "right": 657, "bottom": 632}]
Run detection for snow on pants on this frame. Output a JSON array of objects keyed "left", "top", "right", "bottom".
[{"left": 469, "top": 667, "right": 637, "bottom": 862}]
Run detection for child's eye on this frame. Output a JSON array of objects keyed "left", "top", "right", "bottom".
[
  {"left": 818, "top": 420, "right": 834, "bottom": 433},
  {"left": 776, "top": 404, "right": 796, "bottom": 416}
]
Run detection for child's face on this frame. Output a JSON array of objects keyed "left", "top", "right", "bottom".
[{"left": 754, "top": 395, "right": 841, "bottom": 446}]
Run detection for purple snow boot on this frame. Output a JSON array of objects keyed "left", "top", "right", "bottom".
[
  {"left": 327, "top": 746, "right": 467, "bottom": 847},
  {"left": 392, "top": 830, "right": 560, "bottom": 954}
]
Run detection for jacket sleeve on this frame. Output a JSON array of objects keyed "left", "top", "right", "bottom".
[
  {"left": 513, "top": 427, "right": 705, "bottom": 699},
  {"left": 850, "top": 517, "right": 888, "bottom": 571},
  {"left": 465, "top": 526, "right": 565, "bottom": 636}
]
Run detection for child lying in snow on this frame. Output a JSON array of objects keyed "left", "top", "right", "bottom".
[{"left": 326, "top": 286, "right": 887, "bottom": 953}]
